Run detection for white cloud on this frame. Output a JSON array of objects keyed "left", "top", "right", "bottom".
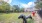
[
  {"left": 21, "top": 4, "right": 28, "bottom": 8},
  {"left": 20, "top": 2, "right": 35, "bottom": 8},
  {"left": 3, "top": 0, "right": 12, "bottom": 4}
]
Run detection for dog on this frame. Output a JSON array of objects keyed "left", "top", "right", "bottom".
[{"left": 18, "top": 14, "right": 32, "bottom": 23}]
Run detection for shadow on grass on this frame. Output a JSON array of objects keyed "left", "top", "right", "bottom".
[{"left": 27, "top": 19, "right": 34, "bottom": 23}]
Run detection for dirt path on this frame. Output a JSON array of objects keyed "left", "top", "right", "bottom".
[{"left": 32, "top": 13, "right": 42, "bottom": 23}]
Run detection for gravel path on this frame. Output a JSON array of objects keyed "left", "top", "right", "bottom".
[{"left": 32, "top": 13, "right": 42, "bottom": 23}]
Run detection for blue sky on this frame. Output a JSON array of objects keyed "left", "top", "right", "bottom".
[
  {"left": 10, "top": 0, "right": 35, "bottom": 6},
  {"left": 4, "top": 0, "right": 35, "bottom": 8}
]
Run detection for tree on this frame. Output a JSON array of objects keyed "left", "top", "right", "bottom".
[
  {"left": 20, "top": 8, "right": 24, "bottom": 12},
  {"left": 0, "top": 1, "right": 10, "bottom": 13},
  {"left": 35, "top": 0, "right": 42, "bottom": 9},
  {"left": 13, "top": 5, "right": 20, "bottom": 12}
]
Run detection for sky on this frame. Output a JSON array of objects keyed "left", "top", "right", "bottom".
[{"left": 3, "top": 0, "right": 36, "bottom": 8}]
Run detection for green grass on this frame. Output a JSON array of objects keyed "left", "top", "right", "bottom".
[
  {"left": 0, "top": 13, "right": 34, "bottom": 23},
  {"left": 0, "top": 13, "right": 12, "bottom": 21}
]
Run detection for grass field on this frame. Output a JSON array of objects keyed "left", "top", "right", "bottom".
[{"left": 0, "top": 13, "right": 34, "bottom": 23}]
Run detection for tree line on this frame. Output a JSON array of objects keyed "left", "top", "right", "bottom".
[
  {"left": 0, "top": 0, "right": 42, "bottom": 13},
  {"left": 0, "top": 1, "right": 24, "bottom": 13}
]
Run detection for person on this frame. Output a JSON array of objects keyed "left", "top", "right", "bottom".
[{"left": 32, "top": 11, "right": 36, "bottom": 17}]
